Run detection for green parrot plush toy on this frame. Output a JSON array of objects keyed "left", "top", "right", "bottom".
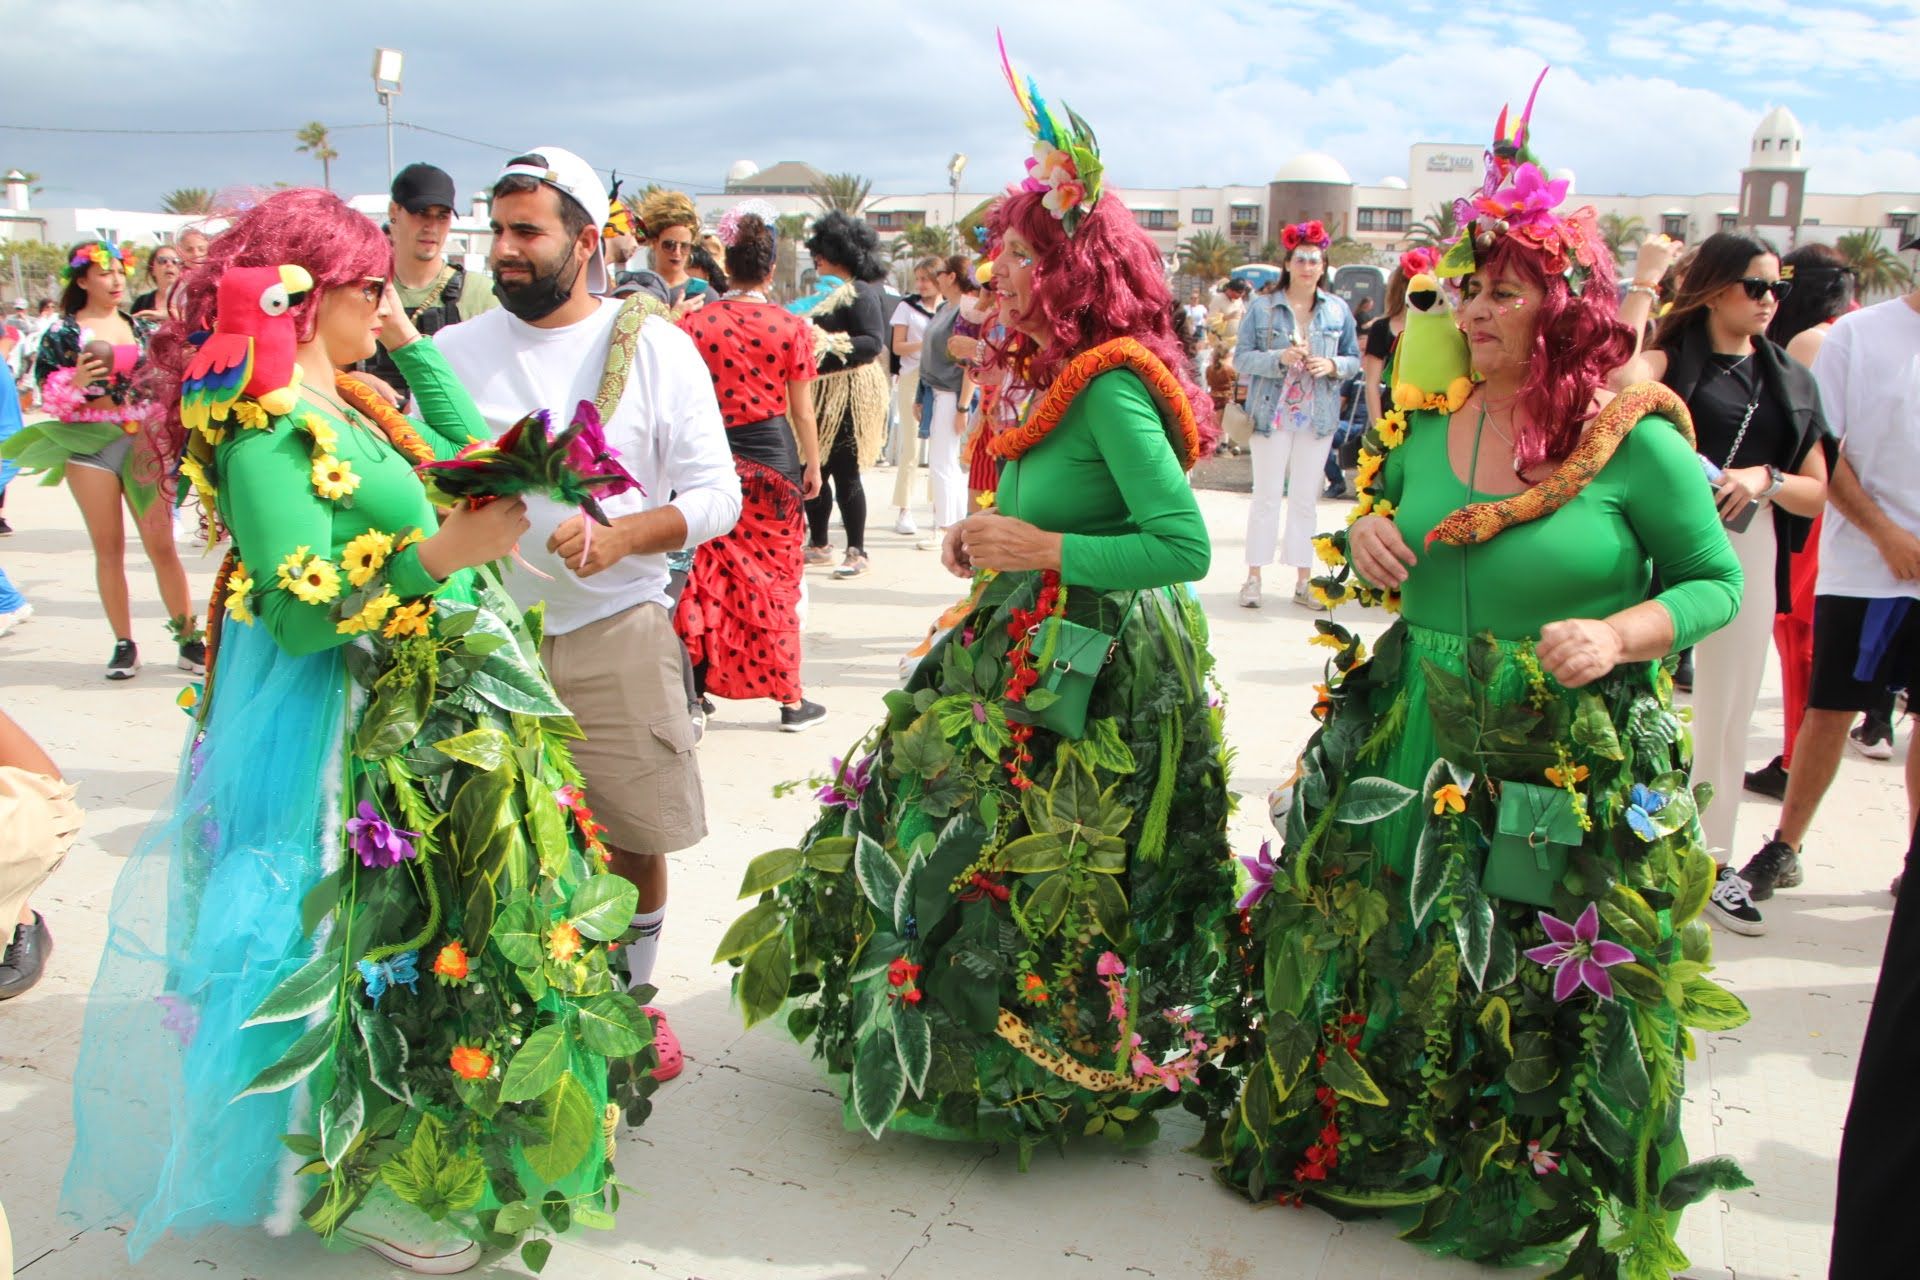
[{"left": 1388, "top": 247, "right": 1473, "bottom": 414}]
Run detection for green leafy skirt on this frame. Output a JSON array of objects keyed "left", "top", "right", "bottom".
[
  {"left": 721, "top": 571, "right": 1239, "bottom": 1164},
  {"left": 1216, "top": 620, "right": 1751, "bottom": 1276}
]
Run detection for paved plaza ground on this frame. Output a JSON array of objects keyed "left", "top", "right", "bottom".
[{"left": 0, "top": 466, "right": 1896, "bottom": 1279}]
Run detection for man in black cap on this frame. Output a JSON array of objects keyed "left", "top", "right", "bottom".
[{"left": 359, "top": 162, "right": 497, "bottom": 404}]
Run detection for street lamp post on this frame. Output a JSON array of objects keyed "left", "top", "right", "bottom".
[
  {"left": 947, "top": 153, "right": 967, "bottom": 252},
  {"left": 372, "top": 48, "right": 405, "bottom": 185}
]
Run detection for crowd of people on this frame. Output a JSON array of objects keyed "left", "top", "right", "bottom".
[{"left": 0, "top": 47, "right": 1914, "bottom": 1280}]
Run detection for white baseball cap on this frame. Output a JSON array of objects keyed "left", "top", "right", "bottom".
[{"left": 496, "top": 146, "right": 608, "bottom": 294}]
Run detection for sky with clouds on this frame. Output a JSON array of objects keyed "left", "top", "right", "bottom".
[{"left": 5, "top": 0, "right": 1918, "bottom": 214}]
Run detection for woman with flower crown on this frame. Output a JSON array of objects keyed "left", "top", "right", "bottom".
[
  {"left": 61, "top": 189, "right": 651, "bottom": 1274},
  {"left": 1214, "top": 75, "right": 1754, "bottom": 1273},
  {"left": 716, "top": 40, "right": 1238, "bottom": 1162}
]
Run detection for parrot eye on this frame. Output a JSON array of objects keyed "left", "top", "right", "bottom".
[{"left": 259, "top": 283, "right": 292, "bottom": 316}]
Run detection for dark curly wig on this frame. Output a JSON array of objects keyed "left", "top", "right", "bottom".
[{"left": 804, "top": 210, "right": 887, "bottom": 283}]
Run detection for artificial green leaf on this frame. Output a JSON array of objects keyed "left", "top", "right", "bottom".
[
  {"left": 855, "top": 833, "right": 902, "bottom": 914},
  {"left": 300, "top": 872, "right": 345, "bottom": 939},
  {"left": 1505, "top": 1029, "right": 1559, "bottom": 1095},
  {"left": 852, "top": 1027, "right": 907, "bottom": 1138},
  {"left": 243, "top": 949, "right": 344, "bottom": 1027},
  {"left": 467, "top": 650, "right": 567, "bottom": 717},
  {"left": 434, "top": 727, "right": 514, "bottom": 772},
  {"left": 498, "top": 1024, "right": 570, "bottom": 1103},
  {"left": 1669, "top": 846, "right": 1716, "bottom": 927},
  {"left": 1082, "top": 716, "right": 1138, "bottom": 774},
  {"left": 521, "top": 773, "right": 567, "bottom": 877},
  {"left": 894, "top": 845, "right": 928, "bottom": 936},
  {"left": 567, "top": 875, "right": 640, "bottom": 942},
  {"left": 319, "top": 1081, "right": 365, "bottom": 1168},
  {"left": 1452, "top": 874, "right": 1495, "bottom": 989},
  {"left": 1239, "top": 1054, "right": 1274, "bottom": 1145},
  {"left": 1610, "top": 962, "right": 1667, "bottom": 1008},
  {"left": 1600, "top": 884, "right": 1660, "bottom": 955},
  {"left": 738, "top": 934, "right": 794, "bottom": 1029},
  {"left": 891, "top": 711, "right": 956, "bottom": 780},
  {"left": 450, "top": 769, "right": 516, "bottom": 884},
  {"left": 1024, "top": 872, "right": 1070, "bottom": 936},
  {"left": 1570, "top": 692, "right": 1626, "bottom": 760},
  {"left": 712, "top": 898, "right": 783, "bottom": 964},
  {"left": 1087, "top": 873, "right": 1129, "bottom": 943},
  {"left": 380, "top": 1112, "right": 488, "bottom": 1221},
  {"left": 1677, "top": 976, "right": 1750, "bottom": 1031},
  {"left": 1658, "top": 1155, "right": 1755, "bottom": 1210},
  {"left": 1046, "top": 751, "right": 1105, "bottom": 830},
  {"left": 493, "top": 896, "right": 545, "bottom": 969},
  {"left": 739, "top": 847, "right": 805, "bottom": 898},
  {"left": 1458, "top": 1116, "right": 1514, "bottom": 1177},
  {"left": 916, "top": 817, "right": 987, "bottom": 939},
  {"left": 1476, "top": 996, "right": 1514, "bottom": 1059},
  {"left": 522, "top": 1072, "right": 596, "bottom": 1182},
  {"left": 803, "top": 835, "right": 855, "bottom": 874},
  {"left": 1000, "top": 833, "right": 1069, "bottom": 874},
  {"left": 494, "top": 1200, "right": 540, "bottom": 1235},
  {"left": 1322, "top": 1043, "right": 1389, "bottom": 1106},
  {"left": 892, "top": 1001, "right": 933, "bottom": 1096},
  {"left": 357, "top": 1003, "right": 411, "bottom": 1102},
  {"left": 1594, "top": 1003, "right": 1651, "bottom": 1113},
  {"left": 1677, "top": 918, "right": 1712, "bottom": 965},
  {"left": 521, "top": 1239, "right": 553, "bottom": 1274},
  {"left": 576, "top": 992, "right": 653, "bottom": 1057},
  {"left": 233, "top": 1014, "right": 336, "bottom": 1100},
  {"left": 1334, "top": 776, "right": 1418, "bottom": 825},
  {"left": 355, "top": 666, "right": 431, "bottom": 760},
  {"left": 1267, "top": 1013, "right": 1316, "bottom": 1102},
  {"left": 1334, "top": 882, "right": 1390, "bottom": 948}
]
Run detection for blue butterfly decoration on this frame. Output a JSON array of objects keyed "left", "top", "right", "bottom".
[
  {"left": 358, "top": 951, "right": 421, "bottom": 1006},
  {"left": 1625, "top": 784, "right": 1669, "bottom": 842}
]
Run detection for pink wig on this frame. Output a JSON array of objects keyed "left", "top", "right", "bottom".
[
  {"left": 984, "top": 190, "right": 1216, "bottom": 452},
  {"left": 144, "top": 188, "right": 392, "bottom": 470},
  {"left": 1471, "top": 233, "right": 1632, "bottom": 471}
]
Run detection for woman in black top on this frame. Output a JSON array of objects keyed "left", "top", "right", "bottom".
[
  {"left": 1613, "top": 231, "right": 1829, "bottom": 934},
  {"left": 798, "top": 211, "right": 890, "bottom": 579},
  {"left": 130, "top": 245, "right": 183, "bottom": 321}
]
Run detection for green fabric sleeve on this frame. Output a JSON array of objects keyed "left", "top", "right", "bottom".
[
  {"left": 383, "top": 545, "right": 441, "bottom": 600},
  {"left": 390, "top": 339, "right": 487, "bottom": 460},
  {"left": 1058, "top": 373, "right": 1212, "bottom": 589},
  {"left": 1622, "top": 415, "right": 1743, "bottom": 652},
  {"left": 219, "top": 426, "right": 365, "bottom": 657}
]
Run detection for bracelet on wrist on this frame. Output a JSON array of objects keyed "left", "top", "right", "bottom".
[{"left": 1625, "top": 284, "right": 1659, "bottom": 299}]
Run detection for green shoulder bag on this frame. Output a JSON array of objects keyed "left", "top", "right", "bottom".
[
  {"left": 1482, "top": 780, "right": 1582, "bottom": 908},
  {"left": 1026, "top": 592, "right": 1138, "bottom": 740}
]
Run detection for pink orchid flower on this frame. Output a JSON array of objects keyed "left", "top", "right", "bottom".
[
  {"left": 1524, "top": 903, "right": 1634, "bottom": 1001},
  {"left": 1236, "top": 839, "right": 1277, "bottom": 911},
  {"left": 1527, "top": 1139, "right": 1560, "bottom": 1175}
]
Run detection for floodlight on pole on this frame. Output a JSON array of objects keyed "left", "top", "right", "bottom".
[
  {"left": 372, "top": 47, "right": 405, "bottom": 184},
  {"left": 947, "top": 153, "right": 967, "bottom": 249}
]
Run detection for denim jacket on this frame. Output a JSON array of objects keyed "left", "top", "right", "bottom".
[{"left": 1235, "top": 288, "right": 1360, "bottom": 438}]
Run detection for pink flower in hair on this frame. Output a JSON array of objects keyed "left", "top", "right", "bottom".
[{"left": 1475, "top": 163, "right": 1569, "bottom": 232}]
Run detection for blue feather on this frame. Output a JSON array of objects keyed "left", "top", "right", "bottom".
[{"left": 1026, "top": 76, "right": 1060, "bottom": 148}]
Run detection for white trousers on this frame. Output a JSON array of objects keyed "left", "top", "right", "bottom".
[
  {"left": 889, "top": 368, "right": 923, "bottom": 510},
  {"left": 926, "top": 388, "right": 968, "bottom": 530},
  {"left": 1245, "top": 427, "right": 1336, "bottom": 570},
  {"left": 1690, "top": 513, "right": 1777, "bottom": 861}
]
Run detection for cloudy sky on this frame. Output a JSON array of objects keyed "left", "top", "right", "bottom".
[{"left": 6, "top": 0, "right": 1919, "bottom": 213}]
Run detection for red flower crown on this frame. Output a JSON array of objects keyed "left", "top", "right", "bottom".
[{"left": 1281, "top": 221, "right": 1330, "bottom": 252}]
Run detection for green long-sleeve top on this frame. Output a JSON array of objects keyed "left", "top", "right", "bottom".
[
  {"left": 216, "top": 340, "right": 487, "bottom": 657},
  {"left": 1382, "top": 409, "right": 1742, "bottom": 649},
  {"left": 995, "top": 368, "right": 1211, "bottom": 590}
]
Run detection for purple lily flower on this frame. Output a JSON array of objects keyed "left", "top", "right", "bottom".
[
  {"left": 345, "top": 800, "right": 419, "bottom": 870},
  {"left": 1524, "top": 903, "right": 1634, "bottom": 1002},
  {"left": 1236, "top": 839, "right": 1277, "bottom": 911},
  {"left": 154, "top": 994, "right": 199, "bottom": 1048},
  {"left": 814, "top": 753, "right": 875, "bottom": 811}
]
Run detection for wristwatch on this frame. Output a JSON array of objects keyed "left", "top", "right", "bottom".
[{"left": 1762, "top": 465, "right": 1785, "bottom": 501}]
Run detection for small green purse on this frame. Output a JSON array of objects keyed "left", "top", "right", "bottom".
[
  {"left": 1482, "top": 781, "right": 1582, "bottom": 907},
  {"left": 1026, "top": 592, "right": 1138, "bottom": 740}
]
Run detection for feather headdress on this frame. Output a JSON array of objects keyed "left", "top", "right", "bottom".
[{"left": 998, "top": 30, "right": 1104, "bottom": 236}]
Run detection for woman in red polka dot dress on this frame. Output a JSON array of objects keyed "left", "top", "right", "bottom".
[{"left": 676, "top": 206, "right": 828, "bottom": 731}]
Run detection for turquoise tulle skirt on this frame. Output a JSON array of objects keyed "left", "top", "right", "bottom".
[{"left": 62, "top": 620, "right": 351, "bottom": 1258}]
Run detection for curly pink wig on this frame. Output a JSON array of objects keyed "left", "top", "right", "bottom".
[
  {"left": 143, "top": 188, "right": 391, "bottom": 470},
  {"left": 1471, "top": 233, "right": 1631, "bottom": 471},
  {"left": 984, "top": 190, "right": 1216, "bottom": 452}
]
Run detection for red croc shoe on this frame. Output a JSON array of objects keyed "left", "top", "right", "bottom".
[{"left": 645, "top": 1006, "right": 684, "bottom": 1081}]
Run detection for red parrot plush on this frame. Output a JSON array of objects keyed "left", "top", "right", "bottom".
[{"left": 180, "top": 264, "right": 313, "bottom": 432}]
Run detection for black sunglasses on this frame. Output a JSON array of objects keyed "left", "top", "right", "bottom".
[
  {"left": 1737, "top": 277, "right": 1792, "bottom": 301},
  {"left": 656, "top": 240, "right": 692, "bottom": 254}
]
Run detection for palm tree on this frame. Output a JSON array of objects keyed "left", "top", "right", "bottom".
[
  {"left": 1597, "top": 212, "right": 1646, "bottom": 265},
  {"left": 1176, "top": 230, "right": 1243, "bottom": 282},
  {"left": 1327, "top": 236, "right": 1374, "bottom": 268},
  {"left": 1254, "top": 238, "right": 1284, "bottom": 266},
  {"left": 295, "top": 122, "right": 338, "bottom": 189},
  {"left": 160, "top": 187, "right": 215, "bottom": 215},
  {"left": 1405, "top": 202, "right": 1461, "bottom": 250},
  {"left": 1835, "top": 228, "right": 1915, "bottom": 299},
  {"left": 810, "top": 172, "right": 872, "bottom": 216},
  {"left": 774, "top": 213, "right": 812, "bottom": 298},
  {"left": 895, "top": 222, "right": 953, "bottom": 259}
]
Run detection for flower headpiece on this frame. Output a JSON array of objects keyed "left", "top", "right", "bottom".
[
  {"left": 1281, "top": 221, "right": 1330, "bottom": 252},
  {"left": 1397, "top": 246, "right": 1436, "bottom": 279},
  {"left": 716, "top": 199, "right": 779, "bottom": 248},
  {"left": 998, "top": 30, "right": 1104, "bottom": 236},
  {"left": 603, "top": 176, "right": 636, "bottom": 240},
  {"left": 63, "top": 240, "right": 123, "bottom": 284},
  {"left": 1435, "top": 68, "right": 1607, "bottom": 295}
]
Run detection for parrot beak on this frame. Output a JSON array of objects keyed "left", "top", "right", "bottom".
[
  {"left": 1407, "top": 273, "right": 1439, "bottom": 312},
  {"left": 279, "top": 264, "right": 314, "bottom": 305}
]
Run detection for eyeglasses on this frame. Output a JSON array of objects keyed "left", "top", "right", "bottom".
[
  {"left": 656, "top": 240, "right": 693, "bottom": 255},
  {"left": 153, "top": 255, "right": 182, "bottom": 267},
  {"left": 1737, "top": 277, "right": 1792, "bottom": 302},
  {"left": 359, "top": 277, "right": 388, "bottom": 302}
]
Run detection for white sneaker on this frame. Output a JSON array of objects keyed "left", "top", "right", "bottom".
[
  {"left": 893, "top": 513, "right": 917, "bottom": 536},
  {"left": 339, "top": 1188, "right": 481, "bottom": 1274},
  {"left": 1238, "top": 579, "right": 1261, "bottom": 609},
  {"left": 0, "top": 603, "right": 30, "bottom": 636}
]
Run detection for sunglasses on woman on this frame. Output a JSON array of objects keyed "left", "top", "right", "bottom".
[
  {"left": 153, "top": 255, "right": 182, "bottom": 267},
  {"left": 656, "top": 240, "right": 693, "bottom": 255},
  {"left": 1737, "top": 277, "right": 1792, "bottom": 301}
]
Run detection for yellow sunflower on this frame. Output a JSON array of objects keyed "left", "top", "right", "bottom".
[
  {"left": 340, "top": 529, "right": 394, "bottom": 587},
  {"left": 336, "top": 589, "right": 399, "bottom": 635},
  {"left": 1312, "top": 534, "right": 1345, "bottom": 568},
  {"left": 383, "top": 600, "right": 433, "bottom": 639},
  {"left": 301, "top": 415, "right": 339, "bottom": 454},
  {"left": 1376, "top": 413, "right": 1408, "bottom": 449},
  {"left": 311, "top": 455, "right": 360, "bottom": 501},
  {"left": 196, "top": 421, "right": 228, "bottom": 447},
  {"left": 1354, "top": 450, "right": 1385, "bottom": 492},
  {"left": 224, "top": 564, "right": 256, "bottom": 624},
  {"left": 233, "top": 401, "right": 270, "bottom": 431},
  {"left": 276, "top": 545, "right": 313, "bottom": 587},
  {"left": 284, "top": 555, "right": 341, "bottom": 605},
  {"left": 395, "top": 527, "right": 426, "bottom": 551}
]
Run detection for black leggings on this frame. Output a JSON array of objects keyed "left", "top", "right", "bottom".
[{"left": 805, "top": 426, "right": 865, "bottom": 553}]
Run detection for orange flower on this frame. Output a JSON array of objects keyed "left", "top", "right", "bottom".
[
  {"left": 1546, "top": 764, "right": 1590, "bottom": 788},
  {"left": 546, "top": 922, "right": 583, "bottom": 963},
  {"left": 1022, "top": 973, "right": 1049, "bottom": 1003},
  {"left": 1311, "top": 683, "right": 1334, "bottom": 722},
  {"left": 383, "top": 600, "right": 433, "bottom": 639},
  {"left": 1432, "top": 783, "right": 1468, "bottom": 816},
  {"left": 449, "top": 1045, "right": 492, "bottom": 1080},
  {"left": 432, "top": 941, "right": 470, "bottom": 982}
]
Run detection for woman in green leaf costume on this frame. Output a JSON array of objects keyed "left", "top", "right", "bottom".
[
  {"left": 1216, "top": 89, "right": 1755, "bottom": 1276},
  {"left": 719, "top": 63, "right": 1238, "bottom": 1163},
  {"left": 61, "top": 190, "right": 651, "bottom": 1276}
]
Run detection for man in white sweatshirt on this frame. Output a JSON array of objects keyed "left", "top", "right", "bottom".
[{"left": 435, "top": 146, "right": 740, "bottom": 1080}]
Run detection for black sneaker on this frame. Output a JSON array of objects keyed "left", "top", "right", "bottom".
[
  {"left": 0, "top": 911, "right": 52, "bottom": 1000},
  {"left": 1850, "top": 713, "right": 1895, "bottom": 761},
  {"left": 1743, "top": 756, "right": 1789, "bottom": 801},
  {"left": 1673, "top": 650, "right": 1694, "bottom": 693},
  {"left": 1738, "top": 837, "right": 1804, "bottom": 902},
  {"left": 105, "top": 638, "right": 139, "bottom": 681},
  {"left": 0, "top": 514, "right": 12, "bottom": 535},
  {"left": 1706, "top": 865, "right": 1765, "bottom": 936},
  {"left": 178, "top": 637, "right": 207, "bottom": 675},
  {"left": 780, "top": 699, "right": 827, "bottom": 733}
]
